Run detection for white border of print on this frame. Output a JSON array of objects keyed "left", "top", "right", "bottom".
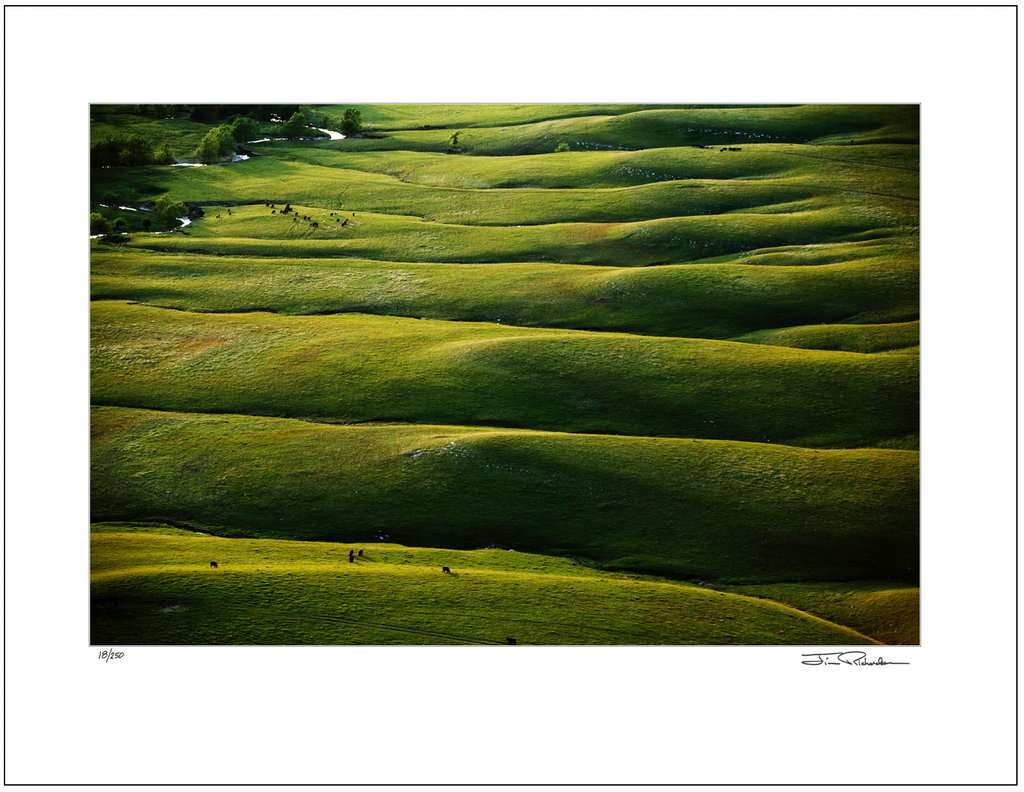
[{"left": 4, "top": 4, "right": 1016, "bottom": 786}]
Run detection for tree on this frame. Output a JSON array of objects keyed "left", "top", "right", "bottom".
[
  {"left": 154, "top": 196, "right": 186, "bottom": 226},
  {"left": 448, "top": 131, "right": 461, "bottom": 148},
  {"left": 340, "top": 108, "right": 363, "bottom": 137},
  {"left": 555, "top": 141, "right": 570, "bottom": 153},
  {"left": 90, "top": 213, "right": 111, "bottom": 235},
  {"left": 279, "top": 111, "right": 309, "bottom": 138},
  {"left": 153, "top": 143, "right": 175, "bottom": 165},
  {"left": 113, "top": 218, "right": 127, "bottom": 232},
  {"left": 153, "top": 195, "right": 186, "bottom": 221},
  {"left": 195, "top": 125, "right": 236, "bottom": 162},
  {"left": 230, "top": 115, "right": 261, "bottom": 143}
]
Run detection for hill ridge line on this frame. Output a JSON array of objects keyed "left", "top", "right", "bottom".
[{"left": 89, "top": 404, "right": 921, "bottom": 453}]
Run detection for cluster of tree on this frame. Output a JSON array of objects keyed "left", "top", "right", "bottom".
[
  {"left": 91, "top": 134, "right": 177, "bottom": 168},
  {"left": 276, "top": 109, "right": 363, "bottom": 138},
  {"left": 194, "top": 113, "right": 264, "bottom": 162},
  {"left": 277, "top": 111, "right": 311, "bottom": 138},
  {"left": 189, "top": 105, "right": 300, "bottom": 123},
  {"left": 91, "top": 134, "right": 153, "bottom": 168},
  {"left": 293, "top": 107, "right": 363, "bottom": 137},
  {"left": 128, "top": 105, "right": 181, "bottom": 118},
  {"left": 91, "top": 194, "right": 185, "bottom": 235},
  {"left": 93, "top": 105, "right": 366, "bottom": 169}
]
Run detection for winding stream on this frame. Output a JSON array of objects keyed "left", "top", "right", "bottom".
[{"left": 173, "top": 126, "right": 343, "bottom": 166}]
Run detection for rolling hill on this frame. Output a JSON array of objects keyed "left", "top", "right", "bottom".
[{"left": 90, "top": 103, "right": 919, "bottom": 644}]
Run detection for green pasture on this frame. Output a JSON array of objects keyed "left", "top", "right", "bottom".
[
  {"left": 91, "top": 301, "right": 918, "bottom": 448},
  {"left": 731, "top": 321, "right": 919, "bottom": 354},
  {"left": 249, "top": 141, "right": 919, "bottom": 195},
  {"left": 90, "top": 243, "right": 918, "bottom": 339},
  {"left": 313, "top": 105, "right": 918, "bottom": 155},
  {"left": 315, "top": 103, "right": 681, "bottom": 131},
  {"left": 117, "top": 203, "right": 910, "bottom": 268},
  {"left": 91, "top": 407, "right": 919, "bottom": 585},
  {"left": 91, "top": 524, "right": 878, "bottom": 645},
  {"left": 90, "top": 104, "right": 919, "bottom": 644},
  {"left": 90, "top": 142, "right": 917, "bottom": 231}
]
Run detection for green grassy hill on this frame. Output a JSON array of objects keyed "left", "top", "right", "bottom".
[
  {"left": 91, "top": 244, "right": 917, "bottom": 339},
  {"left": 91, "top": 301, "right": 918, "bottom": 447},
  {"left": 91, "top": 523, "right": 884, "bottom": 645},
  {"left": 91, "top": 406, "right": 919, "bottom": 583},
  {"left": 90, "top": 104, "right": 919, "bottom": 644}
]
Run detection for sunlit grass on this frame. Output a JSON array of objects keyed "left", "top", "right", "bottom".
[
  {"left": 91, "top": 524, "right": 880, "bottom": 645},
  {"left": 91, "top": 301, "right": 919, "bottom": 448}
]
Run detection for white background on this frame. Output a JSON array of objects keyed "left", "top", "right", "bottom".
[{"left": 4, "top": 5, "right": 1017, "bottom": 786}]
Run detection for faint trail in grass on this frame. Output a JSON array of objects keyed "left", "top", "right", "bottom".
[
  {"left": 705, "top": 587, "right": 882, "bottom": 645},
  {"left": 815, "top": 185, "right": 919, "bottom": 203},
  {"left": 774, "top": 149, "right": 918, "bottom": 173}
]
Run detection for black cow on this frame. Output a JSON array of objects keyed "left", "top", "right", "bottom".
[
  {"left": 506, "top": 637, "right": 516, "bottom": 645},
  {"left": 358, "top": 549, "right": 363, "bottom": 557},
  {"left": 442, "top": 566, "right": 451, "bottom": 574},
  {"left": 210, "top": 561, "right": 218, "bottom": 568},
  {"left": 310, "top": 222, "right": 318, "bottom": 228}
]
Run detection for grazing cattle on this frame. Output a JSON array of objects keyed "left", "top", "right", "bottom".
[
  {"left": 506, "top": 637, "right": 516, "bottom": 645},
  {"left": 341, "top": 219, "right": 348, "bottom": 227},
  {"left": 215, "top": 214, "right": 220, "bottom": 218},
  {"left": 271, "top": 210, "right": 276, "bottom": 214},
  {"left": 358, "top": 549, "right": 363, "bottom": 557},
  {"left": 310, "top": 222, "right": 318, "bottom": 228},
  {"left": 442, "top": 566, "right": 451, "bottom": 574},
  {"left": 210, "top": 561, "right": 218, "bottom": 568}
]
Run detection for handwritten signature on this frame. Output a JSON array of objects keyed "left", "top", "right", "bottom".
[{"left": 802, "top": 651, "right": 908, "bottom": 666}]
